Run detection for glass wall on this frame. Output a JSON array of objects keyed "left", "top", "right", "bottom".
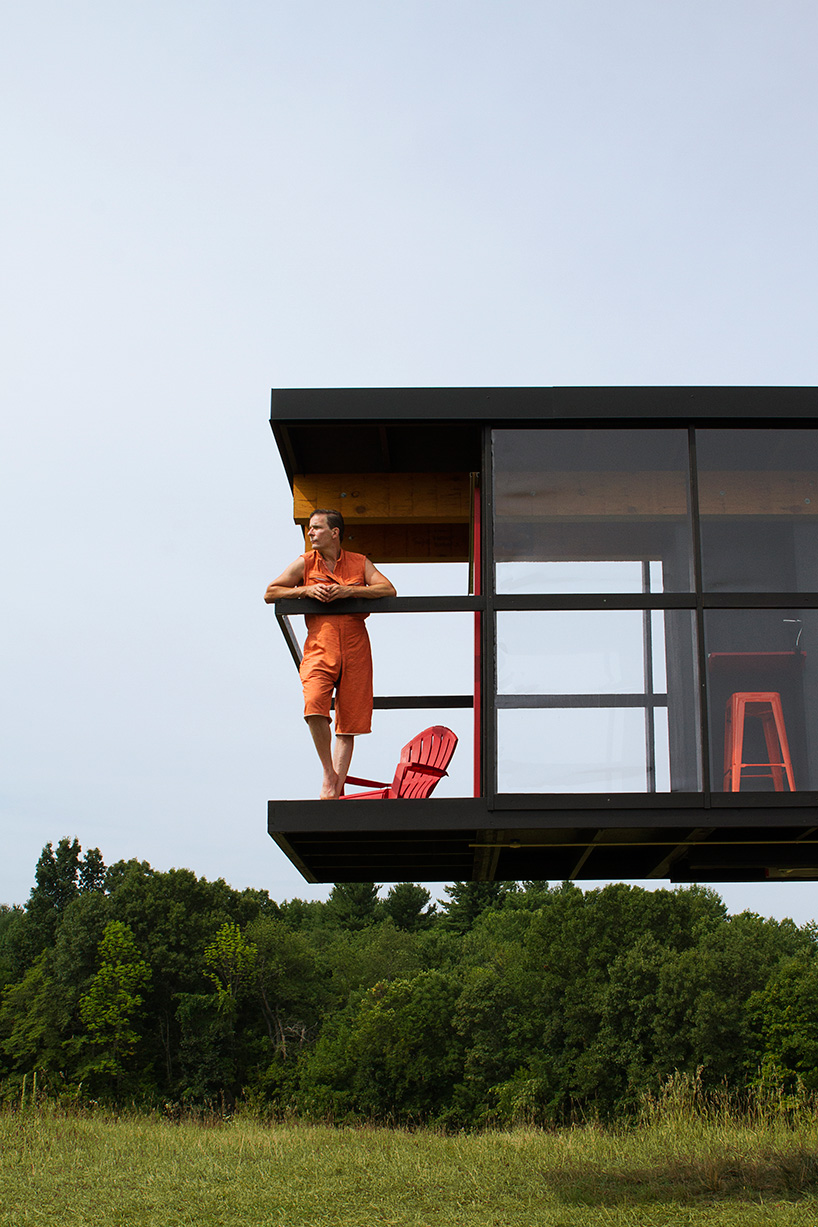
[
  {"left": 492, "top": 424, "right": 818, "bottom": 799},
  {"left": 704, "top": 609, "right": 818, "bottom": 792},
  {"left": 697, "top": 430, "right": 818, "bottom": 793},
  {"left": 496, "top": 609, "right": 699, "bottom": 793},
  {"left": 494, "top": 428, "right": 694, "bottom": 593},
  {"left": 697, "top": 429, "right": 818, "bottom": 593},
  {"left": 493, "top": 428, "right": 700, "bottom": 795}
]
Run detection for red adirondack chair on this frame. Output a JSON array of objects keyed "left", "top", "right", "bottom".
[{"left": 341, "top": 726, "right": 458, "bottom": 799}]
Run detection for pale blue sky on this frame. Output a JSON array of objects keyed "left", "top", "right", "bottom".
[{"left": 2, "top": 1, "right": 818, "bottom": 919}]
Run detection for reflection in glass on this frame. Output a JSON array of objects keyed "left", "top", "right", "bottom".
[
  {"left": 493, "top": 428, "right": 693, "bottom": 593},
  {"left": 498, "top": 708, "right": 647, "bottom": 793},
  {"left": 496, "top": 610, "right": 700, "bottom": 793},
  {"left": 697, "top": 429, "right": 818, "bottom": 592},
  {"left": 705, "top": 609, "right": 818, "bottom": 792},
  {"left": 496, "top": 560, "right": 644, "bottom": 596},
  {"left": 498, "top": 610, "right": 645, "bottom": 695}
]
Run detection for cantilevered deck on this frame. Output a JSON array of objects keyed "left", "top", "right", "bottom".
[{"left": 268, "top": 387, "right": 818, "bottom": 884}]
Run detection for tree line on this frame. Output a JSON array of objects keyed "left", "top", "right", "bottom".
[{"left": 1, "top": 838, "right": 817, "bottom": 1125}]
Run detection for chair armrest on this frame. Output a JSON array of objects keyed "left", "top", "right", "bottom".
[
  {"left": 405, "top": 763, "right": 447, "bottom": 778},
  {"left": 344, "top": 774, "right": 389, "bottom": 789}
]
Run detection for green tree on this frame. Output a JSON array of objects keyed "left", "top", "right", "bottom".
[
  {"left": 277, "top": 897, "right": 327, "bottom": 930},
  {"left": 0, "top": 892, "right": 113, "bottom": 1089},
  {"left": 176, "top": 923, "right": 268, "bottom": 1104},
  {"left": 299, "top": 969, "right": 464, "bottom": 1124},
  {"left": 6, "top": 839, "right": 109, "bottom": 976},
  {"left": 0, "top": 906, "right": 24, "bottom": 990},
  {"left": 0, "top": 952, "right": 72, "bottom": 1083},
  {"left": 750, "top": 952, "right": 818, "bottom": 1092},
  {"left": 175, "top": 991, "right": 238, "bottom": 1103},
  {"left": 105, "top": 860, "right": 261, "bottom": 1092},
  {"left": 20, "top": 838, "right": 83, "bottom": 962},
  {"left": 322, "top": 922, "right": 423, "bottom": 1003},
  {"left": 77, "top": 921, "right": 151, "bottom": 1094},
  {"left": 383, "top": 883, "right": 436, "bottom": 931},
  {"left": 203, "top": 923, "right": 258, "bottom": 1013},
  {"left": 451, "top": 882, "right": 733, "bottom": 1123},
  {"left": 324, "top": 882, "right": 381, "bottom": 930},
  {"left": 248, "top": 915, "right": 326, "bottom": 1059},
  {"left": 439, "top": 881, "right": 512, "bottom": 933},
  {"left": 78, "top": 847, "right": 106, "bottom": 893}
]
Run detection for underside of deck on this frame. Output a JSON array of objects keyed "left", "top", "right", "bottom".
[{"left": 268, "top": 796, "right": 818, "bottom": 883}]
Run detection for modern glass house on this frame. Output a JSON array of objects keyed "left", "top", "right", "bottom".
[{"left": 267, "top": 387, "right": 818, "bottom": 884}]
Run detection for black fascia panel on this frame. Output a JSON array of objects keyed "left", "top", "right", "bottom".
[
  {"left": 269, "top": 387, "right": 818, "bottom": 492},
  {"left": 271, "top": 386, "right": 818, "bottom": 426},
  {"left": 268, "top": 798, "right": 486, "bottom": 834},
  {"left": 269, "top": 387, "right": 818, "bottom": 485},
  {"left": 268, "top": 797, "right": 818, "bottom": 835}
]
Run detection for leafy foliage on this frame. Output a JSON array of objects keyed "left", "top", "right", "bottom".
[
  {"left": 77, "top": 921, "right": 151, "bottom": 1093},
  {"left": 3, "top": 840, "right": 818, "bottom": 1124}
]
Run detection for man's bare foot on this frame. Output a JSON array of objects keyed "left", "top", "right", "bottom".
[{"left": 320, "top": 772, "right": 339, "bottom": 800}]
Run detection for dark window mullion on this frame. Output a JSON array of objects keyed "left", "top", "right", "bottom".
[
  {"left": 483, "top": 426, "right": 497, "bottom": 809},
  {"left": 643, "top": 562, "right": 656, "bottom": 792},
  {"left": 689, "top": 427, "right": 710, "bottom": 797}
]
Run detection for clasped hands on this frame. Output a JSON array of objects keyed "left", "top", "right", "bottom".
[{"left": 309, "top": 582, "right": 353, "bottom": 602}]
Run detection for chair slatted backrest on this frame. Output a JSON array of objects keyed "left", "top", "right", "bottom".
[{"left": 391, "top": 726, "right": 458, "bottom": 799}]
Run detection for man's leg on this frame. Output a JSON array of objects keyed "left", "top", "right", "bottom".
[
  {"left": 305, "top": 715, "right": 338, "bottom": 799},
  {"left": 333, "top": 734, "right": 354, "bottom": 796},
  {"left": 332, "top": 628, "right": 373, "bottom": 795}
]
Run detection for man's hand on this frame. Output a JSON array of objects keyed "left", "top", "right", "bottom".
[{"left": 311, "top": 582, "right": 351, "bottom": 602}]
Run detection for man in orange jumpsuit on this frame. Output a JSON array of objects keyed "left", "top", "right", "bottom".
[{"left": 265, "top": 509, "right": 396, "bottom": 798}]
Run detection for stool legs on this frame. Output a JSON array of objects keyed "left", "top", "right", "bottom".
[{"left": 723, "top": 692, "right": 796, "bottom": 792}]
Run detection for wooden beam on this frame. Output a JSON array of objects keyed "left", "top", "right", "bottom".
[
  {"left": 698, "top": 472, "right": 818, "bottom": 516},
  {"left": 293, "top": 472, "right": 471, "bottom": 525},
  {"left": 495, "top": 471, "right": 818, "bottom": 519},
  {"left": 300, "top": 522, "right": 469, "bottom": 563},
  {"left": 496, "top": 471, "right": 687, "bottom": 519}
]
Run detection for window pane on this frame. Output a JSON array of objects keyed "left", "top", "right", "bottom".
[
  {"left": 368, "top": 612, "right": 474, "bottom": 696},
  {"left": 498, "top": 610, "right": 645, "bottom": 695},
  {"left": 498, "top": 708, "right": 647, "bottom": 793},
  {"left": 493, "top": 428, "right": 693, "bottom": 593},
  {"left": 705, "top": 609, "right": 818, "bottom": 792},
  {"left": 697, "top": 429, "right": 818, "bottom": 592},
  {"left": 496, "top": 610, "right": 701, "bottom": 793}
]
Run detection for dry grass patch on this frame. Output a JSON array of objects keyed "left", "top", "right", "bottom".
[{"left": 2, "top": 1107, "right": 818, "bottom": 1226}]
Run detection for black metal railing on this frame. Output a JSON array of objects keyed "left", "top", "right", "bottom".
[{"left": 274, "top": 594, "right": 483, "bottom": 710}]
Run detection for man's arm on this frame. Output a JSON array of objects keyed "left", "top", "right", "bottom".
[
  {"left": 362, "top": 559, "right": 397, "bottom": 598},
  {"left": 263, "top": 557, "right": 307, "bottom": 603}
]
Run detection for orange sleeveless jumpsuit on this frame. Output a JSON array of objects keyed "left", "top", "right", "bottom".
[{"left": 299, "top": 550, "right": 373, "bottom": 735}]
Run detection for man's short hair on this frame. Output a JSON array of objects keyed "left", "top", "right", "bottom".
[{"left": 310, "top": 508, "right": 345, "bottom": 542}]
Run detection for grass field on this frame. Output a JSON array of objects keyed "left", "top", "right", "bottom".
[{"left": 2, "top": 1105, "right": 818, "bottom": 1226}]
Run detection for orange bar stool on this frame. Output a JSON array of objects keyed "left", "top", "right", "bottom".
[{"left": 723, "top": 691, "right": 796, "bottom": 792}]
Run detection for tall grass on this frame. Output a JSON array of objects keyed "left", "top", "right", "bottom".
[{"left": 2, "top": 1079, "right": 818, "bottom": 1226}]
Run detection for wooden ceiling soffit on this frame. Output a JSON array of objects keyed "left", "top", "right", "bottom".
[{"left": 294, "top": 472, "right": 471, "bottom": 563}]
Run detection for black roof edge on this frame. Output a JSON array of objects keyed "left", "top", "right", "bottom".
[{"left": 270, "top": 386, "right": 818, "bottom": 425}]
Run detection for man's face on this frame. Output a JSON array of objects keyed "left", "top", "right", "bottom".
[{"left": 308, "top": 515, "right": 337, "bottom": 551}]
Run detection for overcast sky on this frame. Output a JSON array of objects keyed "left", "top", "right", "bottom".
[{"left": 3, "top": 1, "right": 818, "bottom": 921}]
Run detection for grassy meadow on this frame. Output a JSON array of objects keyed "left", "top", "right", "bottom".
[{"left": 3, "top": 1103, "right": 818, "bottom": 1227}]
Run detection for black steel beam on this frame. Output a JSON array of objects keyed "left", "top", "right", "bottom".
[
  {"left": 271, "top": 387, "right": 818, "bottom": 426},
  {"left": 496, "top": 694, "right": 668, "bottom": 709},
  {"left": 274, "top": 595, "right": 483, "bottom": 616},
  {"left": 269, "top": 796, "right": 818, "bottom": 835}
]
